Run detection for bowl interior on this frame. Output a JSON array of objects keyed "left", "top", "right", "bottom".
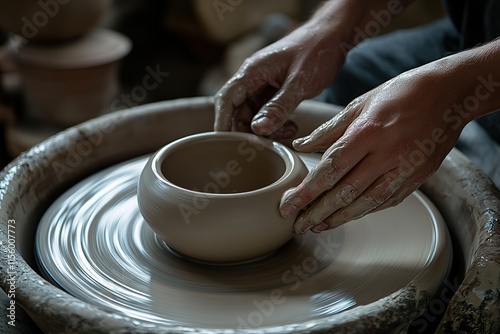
[{"left": 159, "top": 136, "right": 287, "bottom": 194}]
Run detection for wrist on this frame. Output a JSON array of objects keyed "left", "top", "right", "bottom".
[
  {"left": 429, "top": 40, "right": 500, "bottom": 123},
  {"left": 307, "top": 0, "right": 412, "bottom": 52}
]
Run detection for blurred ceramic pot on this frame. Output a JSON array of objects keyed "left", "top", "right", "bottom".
[
  {"left": 137, "top": 131, "right": 308, "bottom": 263},
  {"left": 0, "top": 0, "right": 111, "bottom": 42},
  {"left": 13, "top": 28, "right": 131, "bottom": 127}
]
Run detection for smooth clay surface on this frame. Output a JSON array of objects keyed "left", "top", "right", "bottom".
[
  {"left": 138, "top": 131, "right": 308, "bottom": 263},
  {"left": 0, "top": 97, "right": 498, "bottom": 333}
]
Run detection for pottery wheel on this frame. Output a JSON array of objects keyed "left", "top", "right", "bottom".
[{"left": 35, "top": 153, "right": 451, "bottom": 329}]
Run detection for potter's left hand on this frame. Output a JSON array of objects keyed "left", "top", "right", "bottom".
[
  {"left": 213, "top": 15, "right": 347, "bottom": 140},
  {"left": 279, "top": 61, "right": 484, "bottom": 234}
]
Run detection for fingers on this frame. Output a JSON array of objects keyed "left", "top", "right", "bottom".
[
  {"left": 214, "top": 69, "right": 300, "bottom": 135},
  {"left": 231, "top": 103, "right": 254, "bottom": 133},
  {"left": 230, "top": 102, "right": 299, "bottom": 139},
  {"left": 305, "top": 171, "right": 402, "bottom": 233},
  {"left": 214, "top": 77, "right": 248, "bottom": 131},
  {"left": 214, "top": 61, "right": 272, "bottom": 131},
  {"left": 216, "top": 73, "right": 307, "bottom": 136},
  {"left": 305, "top": 171, "right": 420, "bottom": 234},
  {"left": 278, "top": 98, "right": 367, "bottom": 220},
  {"left": 291, "top": 155, "right": 396, "bottom": 234},
  {"left": 292, "top": 97, "right": 365, "bottom": 153},
  {"left": 250, "top": 79, "right": 306, "bottom": 136},
  {"left": 279, "top": 138, "right": 364, "bottom": 219}
]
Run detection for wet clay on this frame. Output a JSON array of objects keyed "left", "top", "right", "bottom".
[{"left": 137, "top": 131, "right": 308, "bottom": 263}]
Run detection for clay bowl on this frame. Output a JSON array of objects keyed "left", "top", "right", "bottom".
[
  {"left": 0, "top": 98, "right": 499, "bottom": 333},
  {"left": 137, "top": 131, "right": 308, "bottom": 263},
  {"left": 12, "top": 28, "right": 131, "bottom": 127},
  {"left": 0, "top": 0, "right": 111, "bottom": 41}
]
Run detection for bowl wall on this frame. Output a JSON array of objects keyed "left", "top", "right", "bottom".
[
  {"left": 160, "top": 135, "right": 287, "bottom": 194},
  {"left": 138, "top": 132, "right": 308, "bottom": 263}
]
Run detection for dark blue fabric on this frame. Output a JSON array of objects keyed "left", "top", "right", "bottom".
[
  {"left": 320, "top": 18, "right": 460, "bottom": 106},
  {"left": 443, "top": 0, "right": 500, "bottom": 143},
  {"left": 443, "top": 0, "right": 500, "bottom": 49}
]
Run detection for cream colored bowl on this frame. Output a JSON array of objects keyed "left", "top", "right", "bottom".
[{"left": 137, "top": 131, "right": 308, "bottom": 263}]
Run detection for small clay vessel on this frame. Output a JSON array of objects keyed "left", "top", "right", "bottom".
[
  {"left": 0, "top": 0, "right": 111, "bottom": 42},
  {"left": 137, "top": 131, "right": 308, "bottom": 263},
  {"left": 13, "top": 28, "right": 131, "bottom": 127}
]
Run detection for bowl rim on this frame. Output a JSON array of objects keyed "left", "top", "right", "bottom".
[{"left": 150, "top": 131, "right": 301, "bottom": 198}]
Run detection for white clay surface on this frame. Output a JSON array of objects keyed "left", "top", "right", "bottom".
[
  {"left": 36, "top": 152, "right": 451, "bottom": 329},
  {"left": 137, "top": 132, "right": 308, "bottom": 263}
]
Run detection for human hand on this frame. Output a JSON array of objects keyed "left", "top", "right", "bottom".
[
  {"left": 214, "top": 22, "right": 344, "bottom": 139},
  {"left": 279, "top": 68, "right": 467, "bottom": 234}
]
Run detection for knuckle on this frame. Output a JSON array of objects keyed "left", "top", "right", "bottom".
[
  {"left": 339, "top": 184, "right": 359, "bottom": 203},
  {"left": 307, "top": 204, "right": 331, "bottom": 225},
  {"left": 263, "top": 99, "right": 289, "bottom": 119},
  {"left": 324, "top": 183, "right": 359, "bottom": 209},
  {"left": 366, "top": 193, "right": 387, "bottom": 206},
  {"left": 240, "top": 56, "right": 260, "bottom": 73},
  {"left": 345, "top": 95, "right": 365, "bottom": 110},
  {"left": 329, "top": 184, "right": 358, "bottom": 210},
  {"left": 313, "top": 158, "right": 340, "bottom": 188},
  {"left": 320, "top": 155, "right": 347, "bottom": 186}
]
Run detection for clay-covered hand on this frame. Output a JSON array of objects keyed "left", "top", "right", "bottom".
[
  {"left": 280, "top": 67, "right": 469, "bottom": 234},
  {"left": 214, "top": 22, "right": 343, "bottom": 139}
]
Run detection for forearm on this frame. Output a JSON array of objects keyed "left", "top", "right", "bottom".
[
  {"left": 303, "top": 0, "right": 414, "bottom": 52},
  {"left": 426, "top": 38, "right": 500, "bottom": 124}
]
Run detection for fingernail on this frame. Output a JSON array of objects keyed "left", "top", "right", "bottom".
[
  {"left": 279, "top": 187, "right": 297, "bottom": 216},
  {"left": 295, "top": 218, "right": 312, "bottom": 235},
  {"left": 293, "top": 136, "right": 315, "bottom": 150},
  {"left": 312, "top": 222, "right": 330, "bottom": 233},
  {"left": 280, "top": 203, "right": 298, "bottom": 218}
]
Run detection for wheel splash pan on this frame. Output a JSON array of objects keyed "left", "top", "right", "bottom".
[{"left": 0, "top": 97, "right": 499, "bottom": 333}]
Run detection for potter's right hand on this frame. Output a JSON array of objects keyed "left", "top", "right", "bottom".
[{"left": 214, "top": 21, "right": 344, "bottom": 139}]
